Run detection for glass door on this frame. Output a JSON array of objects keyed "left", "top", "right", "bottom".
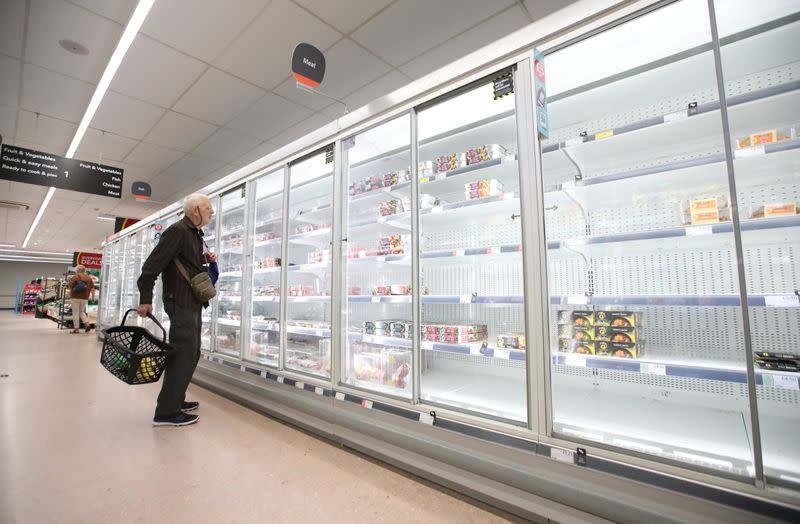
[
  {"left": 248, "top": 169, "right": 285, "bottom": 366},
  {"left": 201, "top": 198, "right": 218, "bottom": 353},
  {"left": 120, "top": 232, "right": 143, "bottom": 326},
  {"left": 342, "top": 115, "right": 413, "bottom": 397},
  {"left": 416, "top": 74, "right": 528, "bottom": 423},
  {"left": 285, "top": 149, "right": 334, "bottom": 379},
  {"left": 214, "top": 188, "right": 246, "bottom": 358},
  {"left": 715, "top": 0, "right": 800, "bottom": 488},
  {"left": 539, "top": 0, "right": 755, "bottom": 477}
]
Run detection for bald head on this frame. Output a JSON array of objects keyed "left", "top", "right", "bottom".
[{"left": 183, "top": 193, "right": 213, "bottom": 228}]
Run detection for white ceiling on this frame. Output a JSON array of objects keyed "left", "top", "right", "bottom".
[{"left": 0, "top": 0, "right": 574, "bottom": 253}]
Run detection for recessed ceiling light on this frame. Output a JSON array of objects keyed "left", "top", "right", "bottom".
[{"left": 59, "top": 39, "right": 89, "bottom": 56}]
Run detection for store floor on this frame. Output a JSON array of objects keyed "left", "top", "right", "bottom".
[{"left": 0, "top": 312, "right": 529, "bottom": 523}]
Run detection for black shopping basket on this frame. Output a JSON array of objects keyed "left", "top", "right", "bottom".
[{"left": 100, "top": 309, "right": 173, "bottom": 385}]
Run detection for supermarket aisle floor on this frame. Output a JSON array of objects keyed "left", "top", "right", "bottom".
[{"left": 0, "top": 312, "right": 528, "bottom": 524}]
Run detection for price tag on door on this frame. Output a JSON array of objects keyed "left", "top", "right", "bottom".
[
  {"left": 764, "top": 295, "right": 799, "bottom": 308},
  {"left": 764, "top": 374, "right": 799, "bottom": 391}
]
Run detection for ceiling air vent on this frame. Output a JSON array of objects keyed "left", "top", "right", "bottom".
[{"left": 0, "top": 200, "right": 31, "bottom": 211}]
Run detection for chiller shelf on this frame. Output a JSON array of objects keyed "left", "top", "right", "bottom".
[
  {"left": 288, "top": 227, "right": 332, "bottom": 244},
  {"left": 552, "top": 354, "right": 800, "bottom": 390},
  {"left": 217, "top": 318, "right": 241, "bottom": 327},
  {"left": 547, "top": 215, "right": 800, "bottom": 249},
  {"left": 348, "top": 295, "right": 524, "bottom": 304},
  {"left": 550, "top": 294, "right": 800, "bottom": 308},
  {"left": 251, "top": 321, "right": 331, "bottom": 338},
  {"left": 348, "top": 332, "right": 525, "bottom": 362},
  {"left": 541, "top": 80, "right": 800, "bottom": 155}
]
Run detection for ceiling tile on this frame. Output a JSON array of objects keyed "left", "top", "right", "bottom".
[
  {"left": 161, "top": 154, "right": 224, "bottom": 181},
  {"left": 21, "top": 64, "right": 93, "bottom": 123},
  {"left": 214, "top": 0, "right": 341, "bottom": 90},
  {"left": 230, "top": 141, "right": 278, "bottom": 169},
  {"left": 68, "top": 0, "right": 139, "bottom": 24},
  {"left": 113, "top": 162, "right": 158, "bottom": 186},
  {"left": 0, "top": 55, "right": 21, "bottom": 108},
  {"left": 352, "top": 0, "right": 514, "bottom": 67},
  {"left": 26, "top": 0, "right": 122, "bottom": 84},
  {"left": 0, "top": 0, "right": 26, "bottom": 58},
  {"left": 142, "top": 0, "right": 270, "bottom": 63},
  {"left": 267, "top": 113, "right": 332, "bottom": 150},
  {"left": 273, "top": 77, "right": 335, "bottom": 112},
  {"left": 523, "top": 0, "right": 575, "bottom": 19},
  {"left": 227, "top": 93, "right": 312, "bottom": 141},
  {"left": 75, "top": 128, "right": 138, "bottom": 162},
  {"left": 173, "top": 68, "right": 265, "bottom": 126},
  {"left": 331, "top": 70, "right": 411, "bottom": 117},
  {"left": 399, "top": 5, "right": 530, "bottom": 79},
  {"left": 192, "top": 128, "right": 260, "bottom": 164},
  {"left": 15, "top": 111, "right": 76, "bottom": 153},
  {"left": 315, "top": 38, "right": 392, "bottom": 100},
  {"left": 144, "top": 111, "right": 218, "bottom": 152},
  {"left": 110, "top": 34, "right": 207, "bottom": 108},
  {"left": 91, "top": 90, "right": 165, "bottom": 139},
  {"left": 0, "top": 107, "right": 16, "bottom": 138},
  {"left": 294, "top": 0, "right": 393, "bottom": 34},
  {"left": 123, "top": 141, "right": 185, "bottom": 172}
]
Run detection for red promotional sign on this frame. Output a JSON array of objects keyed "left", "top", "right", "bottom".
[{"left": 73, "top": 252, "right": 103, "bottom": 269}]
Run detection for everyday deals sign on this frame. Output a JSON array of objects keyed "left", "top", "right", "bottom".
[{"left": 73, "top": 251, "right": 103, "bottom": 269}]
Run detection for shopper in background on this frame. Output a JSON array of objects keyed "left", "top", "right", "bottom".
[
  {"left": 68, "top": 265, "right": 94, "bottom": 334},
  {"left": 137, "top": 192, "right": 216, "bottom": 427}
]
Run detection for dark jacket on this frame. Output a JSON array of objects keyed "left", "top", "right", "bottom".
[
  {"left": 137, "top": 216, "right": 207, "bottom": 310},
  {"left": 68, "top": 274, "right": 94, "bottom": 300}
]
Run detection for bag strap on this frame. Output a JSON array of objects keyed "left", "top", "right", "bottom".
[{"left": 174, "top": 258, "right": 192, "bottom": 283}]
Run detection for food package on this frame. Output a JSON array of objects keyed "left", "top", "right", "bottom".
[
  {"left": 373, "top": 286, "right": 391, "bottom": 296},
  {"left": 465, "top": 179, "right": 504, "bottom": 200},
  {"left": 349, "top": 286, "right": 362, "bottom": 295},
  {"left": 419, "top": 194, "right": 439, "bottom": 209},
  {"left": 390, "top": 284, "right": 410, "bottom": 295},
  {"left": 754, "top": 359, "right": 800, "bottom": 372},
  {"left": 558, "top": 323, "right": 593, "bottom": 341},
  {"left": 595, "top": 311, "right": 637, "bottom": 327},
  {"left": 595, "top": 341, "right": 637, "bottom": 358},
  {"left": 434, "top": 154, "right": 460, "bottom": 173},
  {"left": 464, "top": 144, "right": 507, "bottom": 165},
  {"left": 751, "top": 202, "right": 798, "bottom": 218},
  {"left": 595, "top": 325, "right": 637, "bottom": 344},
  {"left": 681, "top": 196, "right": 731, "bottom": 225},
  {"left": 497, "top": 334, "right": 526, "bottom": 349},
  {"left": 379, "top": 199, "right": 404, "bottom": 216},
  {"left": 417, "top": 161, "right": 434, "bottom": 177},
  {"left": 307, "top": 249, "right": 330, "bottom": 264},
  {"left": 378, "top": 235, "right": 408, "bottom": 255},
  {"left": 559, "top": 339, "right": 596, "bottom": 355},
  {"left": 754, "top": 351, "right": 800, "bottom": 361},
  {"left": 442, "top": 332, "right": 486, "bottom": 343},
  {"left": 736, "top": 128, "right": 793, "bottom": 149}
]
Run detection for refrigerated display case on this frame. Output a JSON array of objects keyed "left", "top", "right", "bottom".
[
  {"left": 201, "top": 198, "right": 218, "bottom": 352},
  {"left": 99, "top": 0, "right": 800, "bottom": 519},
  {"left": 247, "top": 169, "right": 285, "bottom": 367},
  {"left": 417, "top": 76, "right": 528, "bottom": 422},
  {"left": 285, "top": 148, "right": 334, "bottom": 378},
  {"left": 215, "top": 188, "right": 246, "bottom": 358},
  {"left": 342, "top": 115, "right": 414, "bottom": 398}
]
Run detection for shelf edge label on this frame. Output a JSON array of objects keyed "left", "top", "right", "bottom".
[{"left": 550, "top": 448, "right": 574, "bottom": 464}]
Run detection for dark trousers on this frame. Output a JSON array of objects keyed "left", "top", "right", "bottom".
[{"left": 156, "top": 302, "right": 202, "bottom": 416}]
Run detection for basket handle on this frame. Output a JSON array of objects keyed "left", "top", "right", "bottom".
[{"left": 120, "top": 308, "right": 168, "bottom": 344}]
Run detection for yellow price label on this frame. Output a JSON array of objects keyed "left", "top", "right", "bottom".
[
  {"left": 419, "top": 177, "right": 430, "bottom": 184},
  {"left": 595, "top": 129, "right": 614, "bottom": 140}
]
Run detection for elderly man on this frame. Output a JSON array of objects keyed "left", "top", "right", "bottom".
[{"left": 137, "top": 193, "right": 216, "bottom": 427}]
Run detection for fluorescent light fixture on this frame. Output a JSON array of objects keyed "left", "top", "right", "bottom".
[
  {"left": 97, "top": 215, "right": 116, "bottom": 221},
  {"left": 780, "top": 474, "right": 800, "bottom": 484},
  {"left": 22, "top": 186, "right": 55, "bottom": 248},
  {"left": 673, "top": 451, "right": 733, "bottom": 470},
  {"left": 0, "top": 243, "right": 15, "bottom": 247},
  {"left": 23, "top": 0, "right": 155, "bottom": 249},
  {"left": 0, "top": 255, "right": 72, "bottom": 263},
  {"left": 66, "top": 0, "right": 155, "bottom": 158},
  {"left": 0, "top": 249, "right": 74, "bottom": 256}
]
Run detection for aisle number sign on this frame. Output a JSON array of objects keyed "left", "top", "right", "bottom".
[
  {"left": 533, "top": 48, "right": 548, "bottom": 139},
  {"left": 0, "top": 143, "right": 123, "bottom": 198}
]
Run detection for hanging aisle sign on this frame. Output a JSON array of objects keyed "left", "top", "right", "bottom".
[
  {"left": 532, "top": 48, "right": 549, "bottom": 139},
  {"left": 292, "top": 43, "right": 326, "bottom": 88},
  {"left": 0, "top": 143, "right": 123, "bottom": 198}
]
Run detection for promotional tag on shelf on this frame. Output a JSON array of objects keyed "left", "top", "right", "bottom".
[
  {"left": 550, "top": 447, "right": 574, "bottom": 464},
  {"left": 567, "top": 295, "right": 589, "bottom": 305},
  {"left": 494, "top": 348, "right": 511, "bottom": 360},
  {"left": 361, "top": 399, "right": 373, "bottom": 409},
  {"left": 419, "top": 412, "right": 435, "bottom": 425},
  {"left": 663, "top": 110, "right": 689, "bottom": 123},
  {"left": 764, "top": 294, "right": 799, "bottom": 307},
  {"left": 295, "top": 381, "right": 305, "bottom": 389},
  {"left": 277, "top": 376, "right": 285, "bottom": 384},
  {"left": 335, "top": 392, "right": 346, "bottom": 401},
  {"left": 735, "top": 146, "right": 765, "bottom": 159},
  {"left": 685, "top": 225, "right": 713, "bottom": 236},
  {"left": 595, "top": 129, "right": 614, "bottom": 140},
  {"left": 371, "top": 296, "right": 381, "bottom": 303},
  {"left": 421, "top": 341, "right": 434, "bottom": 350},
  {"left": 644, "top": 363, "right": 667, "bottom": 376},
  {"left": 565, "top": 137, "right": 583, "bottom": 147},
  {"left": 459, "top": 295, "right": 472, "bottom": 304},
  {"left": 469, "top": 346, "right": 483, "bottom": 356},
  {"left": 315, "top": 386, "right": 324, "bottom": 395},
  {"left": 764, "top": 375, "right": 799, "bottom": 391},
  {"left": 565, "top": 355, "right": 587, "bottom": 367}
]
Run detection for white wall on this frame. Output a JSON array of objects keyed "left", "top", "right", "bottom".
[{"left": 0, "top": 261, "right": 69, "bottom": 309}]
